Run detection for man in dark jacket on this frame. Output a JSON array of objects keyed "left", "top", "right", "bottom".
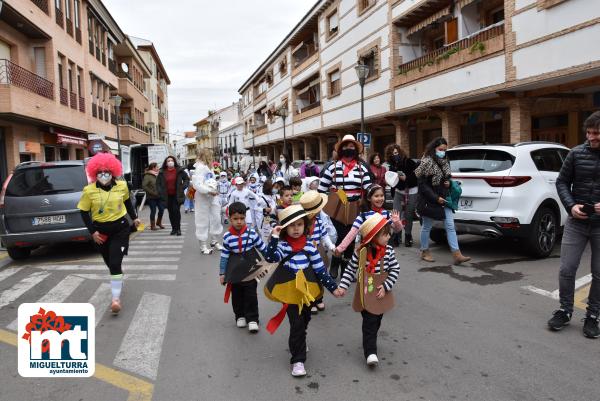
[{"left": 548, "top": 112, "right": 600, "bottom": 338}]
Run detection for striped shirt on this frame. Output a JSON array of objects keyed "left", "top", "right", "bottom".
[
  {"left": 265, "top": 237, "right": 337, "bottom": 293},
  {"left": 219, "top": 228, "right": 267, "bottom": 274},
  {"left": 318, "top": 160, "right": 373, "bottom": 201},
  {"left": 339, "top": 245, "right": 400, "bottom": 292},
  {"left": 308, "top": 214, "right": 335, "bottom": 251},
  {"left": 352, "top": 209, "right": 391, "bottom": 230}
]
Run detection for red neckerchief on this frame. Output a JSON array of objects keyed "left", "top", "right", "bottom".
[
  {"left": 342, "top": 157, "right": 357, "bottom": 177},
  {"left": 285, "top": 234, "right": 307, "bottom": 253},
  {"left": 371, "top": 206, "right": 384, "bottom": 214},
  {"left": 228, "top": 225, "right": 247, "bottom": 252},
  {"left": 366, "top": 244, "right": 386, "bottom": 274}
]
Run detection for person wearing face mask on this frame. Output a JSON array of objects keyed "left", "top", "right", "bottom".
[
  {"left": 275, "top": 154, "right": 293, "bottom": 184},
  {"left": 156, "top": 156, "right": 190, "bottom": 236},
  {"left": 78, "top": 152, "right": 140, "bottom": 315},
  {"left": 415, "top": 137, "right": 470, "bottom": 265},
  {"left": 257, "top": 160, "right": 273, "bottom": 179},
  {"left": 386, "top": 144, "right": 418, "bottom": 247},
  {"left": 319, "top": 134, "right": 373, "bottom": 279},
  {"left": 192, "top": 149, "right": 223, "bottom": 254},
  {"left": 300, "top": 155, "right": 320, "bottom": 178},
  {"left": 142, "top": 163, "right": 165, "bottom": 230}
]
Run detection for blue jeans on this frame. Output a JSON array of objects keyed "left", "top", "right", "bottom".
[
  {"left": 420, "top": 206, "right": 460, "bottom": 252},
  {"left": 147, "top": 198, "right": 164, "bottom": 221}
]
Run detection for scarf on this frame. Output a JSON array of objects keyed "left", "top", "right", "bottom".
[
  {"left": 366, "top": 244, "right": 386, "bottom": 274},
  {"left": 342, "top": 157, "right": 357, "bottom": 177},
  {"left": 414, "top": 156, "right": 451, "bottom": 186},
  {"left": 228, "top": 225, "right": 247, "bottom": 252},
  {"left": 285, "top": 234, "right": 307, "bottom": 253},
  {"left": 371, "top": 206, "right": 384, "bottom": 214}
]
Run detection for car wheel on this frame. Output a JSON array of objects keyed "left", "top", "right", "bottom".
[
  {"left": 7, "top": 247, "right": 31, "bottom": 260},
  {"left": 527, "top": 207, "right": 557, "bottom": 258},
  {"left": 430, "top": 229, "right": 447, "bottom": 245}
]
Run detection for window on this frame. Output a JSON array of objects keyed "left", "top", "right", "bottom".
[
  {"left": 327, "top": 10, "right": 339, "bottom": 39},
  {"left": 6, "top": 165, "right": 87, "bottom": 196},
  {"left": 328, "top": 68, "right": 341, "bottom": 97},
  {"left": 266, "top": 69, "right": 274, "bottom": 87},
  {"left": 530, "top": 149, "right": 565, "bottom": 172},
  {"left": 357, "top": 0, "right": 374, "bottom": 15},
  {"left": 358, "top": 43, "right": 380, "bottom": 83},
  {"left": 57, "top": 62, "right": 64, "bottom": 88},
  {"left": 74, "top": 0, "right": 80, "bottom": 28},
  {"left": 448, "top": 149, "right": 514, "bottom": 173},
  {"left": 295, "top": 76, "right": 320, "bottom": 114},
  {"left": 489, "top": 7, "right": 504, "bottom": 24},
  {"left": 65, "top": 0, "right": 70, "bottom": 19},
  {"left": 55, "top": 0, "right": 61, "bottom": 10},
  {"left": 279, "top": 57, "right": 288, "bottom": 77}
]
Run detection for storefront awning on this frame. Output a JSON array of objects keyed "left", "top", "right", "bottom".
[
  {"left": 57, "top": 134, "right": 87, "bottom": 146},
  {"left": 88, "top": 138, "right": 119, "bottom": 156},
  {"left": 407, "top": 5, "right": 452, "bottom": 36}
]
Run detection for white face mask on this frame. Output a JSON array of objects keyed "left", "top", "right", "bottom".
[
  {"left": 97, "top": 172, "right": 112, "bottom": 185},
  {"left": 167, "top": 161, "right": 175, "bottom": 168},
  {"left": 279, "top": 158, "right": 285, "bottom": 164}
]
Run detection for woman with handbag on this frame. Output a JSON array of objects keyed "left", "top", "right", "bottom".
[
  {"left": 415, "top": 137, "right": 470, "bottom": 265},
  {"left": 156, "top": 156, "right": 189, "bottom": 236},
  {"left": 318, "top": 134, "right": 373, "bottom": 278},
  {"left": 386, "top": 144, "right": 418, "bottom": 247}
]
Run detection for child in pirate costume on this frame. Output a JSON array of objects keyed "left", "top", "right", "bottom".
[
  {"left": 338, "top": 213, "right": 400, "bottom": 367},
  {"left": 299, "top": 191, "right": 337, "bottom": 315},
  {"left": 219, "top": 202, "right": 269, "bottom": 333},
  {"left": 265, "top": 205, "right": 344, "bottom": 377}
]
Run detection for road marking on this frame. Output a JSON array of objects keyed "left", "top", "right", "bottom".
[
  {"left": 74, "top": 274, "right": 176, "bottom": 281},
  {"left": 0, "top": 328, "right": 154, "bottom": 401},
  {"left": 128, "top": 245, "right": 183, "bottom": 249},
  {"left": 6, "top": 275, "right": 85, "bottom": 331},
  {"left": 131, "top": 241, "right": 184, "bottom": 245},
  {"left": 0, "top": 267, "right": 23, "bottom": 283},
  {"left": 127, "top": 251, "right": 181, "bottom": 255},
  {"left": 521, "top": 285, "right": 559, "bottom": 300},
  {"left": 523, "top": 274, "right": 592, "bottom": 308},
  {"left": 80, "top": 257, "right": 181, "bottom": 263},
  {"left": 88, "top": 283, "right": 112, "bottom": 328},
  {"left": 0, "top": 272, "right": 50, "bottom": 310},
  {"left": 29, "top": 264, "right": 179, "bottom": 271},
  {"left": 113, "top": 292, "right": 171, "bottom": 380},
  {"left": 574, "top": 284, "right": 591, "bottom": 311}
]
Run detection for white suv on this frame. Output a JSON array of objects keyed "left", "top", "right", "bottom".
[{"left": 431, "top": 142, "right": 570, "bottom": 258}]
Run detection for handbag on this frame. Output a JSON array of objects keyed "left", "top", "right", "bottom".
[
  {"left": 186, "top": 186, "right": 196, "bottom": 200},
  {"left": 352, "top": 247, "right": 394, "bottom": 315},
  {"left": 224, "top": 234, "right": 261, "bottom": 283},
  {"left": 321, "top": 161, "right": 363, "bottom": 225}
]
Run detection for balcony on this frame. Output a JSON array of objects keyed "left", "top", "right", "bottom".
[
  {"left": 92, "top": 103, "right": 97, "bottom": 118},
  {"left": 118, "top": 124, "right": 150, "bottom": 144},
  {"left": 293, "top": 102, "right": 321, "bottom": 123},
  {"left": 117, "top": 75, "right": 146, "bottom": 102},
  {"left": 59, "top": 87, "right": 68, "bottom": 106},
  {"left": 55, "top": 7, "right": 63, "bottom": 28},
  {"left": 395, "top": 22, "right": 505, "bottom": 86},
  {"left": 69, "top": 92, "right": 77, "bottom": 110},
  {"left": 292, "top": 42, "right": 319, "bottom": 77},
  {"left": 159, "top": 114, "right": 166, "bottom": 129},
  {"left": 31, "top": 0, "right": 49, "bottom": 14},
  {"left": 0, "top": 59, "right": 54, "bottom": 100},
  {"left": 78, "top": 96, "right": 85, "bottom": 113},
  {"left": 88, "top": 40, "right": 94, "bottom": 55},
  {"left": 104, "top": 108, "right": 109, "bottom": 122},
  {"left": 108, "top": 59, "right": 116, "bottom": 75}
]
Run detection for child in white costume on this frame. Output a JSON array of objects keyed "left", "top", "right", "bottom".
[
  {"left": 193, "top": 149, "right": 223, "bottom": 255},
  {"left": 255, "top": 179, "right": 278, "bottom": 242},
  {"left": 228, "top": 177, "right": 257, "bottom": 228}
]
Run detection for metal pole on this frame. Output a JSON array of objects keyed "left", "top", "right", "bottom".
[
  {"left": 283, "top": 115, "right": 287, "bottom": 158},
  {"left": 252, "top": 129, "right": 256, "bottom": 167},
  {"left": 360, "top": 83, "right": 365, "bottom": 137},
  {"left": 116, "top": 105, "right": 122, "bottom": 161}
]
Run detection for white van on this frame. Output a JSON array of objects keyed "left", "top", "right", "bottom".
[{"left": 126, "top": 144, "right": 172, "bottom": 203}]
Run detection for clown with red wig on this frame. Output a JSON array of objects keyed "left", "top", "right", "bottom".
[{"left": 77, "top": 152, "right": 140, "bottom": 314}]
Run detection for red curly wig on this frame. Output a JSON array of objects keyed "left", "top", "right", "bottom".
[{"left": 86, "top": 152, "right": 123, "bottom": 182}]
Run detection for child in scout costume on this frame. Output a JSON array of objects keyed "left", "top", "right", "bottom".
[
  {"left": 219, "top": 202, "right": 269, "bottom": 333},
  {"left": 299, "top": 191, "right": 337, "bottom": 315},
  {"left": 335, "top": 184, "right": 403, "bottom": 255},
  {"left": 264, "top": 205, "right": 343, "bottom": 377},
  {"left": 338, "top": 213, "right": 401, "bottom": 367}
]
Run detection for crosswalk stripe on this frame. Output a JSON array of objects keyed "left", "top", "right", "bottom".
[
  {"left": 0, "top": 272, "right": 51, "bottom": 310},
  {"left": 74, "top": 274, "right": 176, "bottom": 281},
  {"left": 26, "top": 265, "right": 178, "bottom": 271},
  {"left": 88, "top": 283, "right": 112, "bottom": 327},
  {"left": 6, "top": 275, "right": 85, "bottom": 331},
  {"left": 128, "top": 245, "right": 183, "bottom": 249},
  {"left": 113, "top": 292, "right": 171, "bottom": 380},
  {"left": 127, "top": 251, "right": 181, "bottom": 255},
  {"left": 122, "top": 257, "right": 180, "bottom": 262},
  {"left": 131, "top": 241, "right": 184, "bottom": 245},
  {"left": 0, "top": 267, "right": 24, "bottom": 284}
]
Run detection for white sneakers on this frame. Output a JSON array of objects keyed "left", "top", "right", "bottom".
[
  {"left": 248, "top": 321, "right": 259, "bottom": 333},
  {"left": 291, "top": 362, "right": 306, "bottom": 377},
  {"left": 211, "top": 241, "right": 224, "bottom": 251},
  {"left": 236, "top": 317, "right": 247, "bottom": 328},
  {"left": 366, "top": 354, "right": 379, "bottom": 366},
  {"left": 199, "top": 241, "right": 213, "bottom": 255}
]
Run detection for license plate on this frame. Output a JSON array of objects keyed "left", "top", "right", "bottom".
[
  {"left": 32, "top": 215, "right": 66, "bottom": 226},
  {"left": 459, "top": 199, "right": 474, "bottom": 210}
]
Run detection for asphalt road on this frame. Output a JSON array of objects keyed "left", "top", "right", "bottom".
[{"left": 0, "top": 211, "right": 597, "bottom": 401}]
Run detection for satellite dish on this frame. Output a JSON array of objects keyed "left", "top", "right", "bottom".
[{"left": 121, "top": 63, "right": 129, "bottom": 73}]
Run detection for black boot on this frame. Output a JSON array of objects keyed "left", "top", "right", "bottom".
[{"left": 404, "top": 234, "right": 413, "bottom": 247}]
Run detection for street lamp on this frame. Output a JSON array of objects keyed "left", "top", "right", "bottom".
[
  {"left": 249, "top": 123, "right": 256, "bottom": 167},
  {"left": 274, "top": 104, "right": 289, "bottom": 158},
  {"left": 111, "top": 95, "right": 122, "bottom": 160},
  {"left": 147, "top": 122, "right": 155, "bottom": 144},
  {"left": 354, "top": 64, "right": 369, "bottom": 138}
]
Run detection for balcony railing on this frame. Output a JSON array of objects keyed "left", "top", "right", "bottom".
[
  {"left": 298, "top": 101, "right": 321, "bottom": 114},
  {"left": 398, "top": 22, "right": 505, "bottom": 75},
  {"left": 66, "top": 18, "right": 73, "bottom": 36},
  {"left": 69, "top": 91, "right": 77, "bottom": 109},
  {"left": 55, "top": 7, "right": 64, "bottom": 28},
  {"left": 75, "top": 28, "right": 82, "bottom": 44},
  {"left": 95, "top": 47, "right": 101, "bottom": 62},
  {"left": 0, "top": 59, "right": 54, "bottom": 99},
  {"left": 31, "top": 0, "right": 49, "bottom": 14},
  {"left": 59, "top": 87, "right": 68, "bottom": 105},
  {"left": 92, "top": 103, "right": 97, "bottom": 118},
  {"left": 104, "top": 108, "right": 109, "bottom": 122},
  {"left": 88, "top": 40, "right": 94, "bottom": 55},
  {"left": 102, "top": 53, "right": 106, "bottom": 66},
  {"left": 108, "top": 59, "right": 116, "bottom": 74},
  {"left": 78, "top": 96, "right": 85, "bottom": 113}
]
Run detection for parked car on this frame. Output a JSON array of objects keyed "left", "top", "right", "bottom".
[
  {"left": 430, "top": 142, "right": 570, "bottom": 258},
  {"left": 0, "top": 161, "right": 92, "bottom": 260}
]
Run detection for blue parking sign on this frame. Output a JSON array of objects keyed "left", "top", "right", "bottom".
[{"left": 357, "top": 133, "right": 371, "bottom": 146}]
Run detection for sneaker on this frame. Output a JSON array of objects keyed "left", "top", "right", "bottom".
[
  {"left": 366, "top": 354, "right": 379, "bottom": 366},
  {"left": 583, "top": 315, "right": 600, "bottom": 338},
  {"left": 111, "top": 299, "right": 121, "bottom": 315},
  {"left": 316, "top": 302, "right": 325, "bottom": 311},
  {"left": 291, "top": 362, "right": 306, "bottom": 377},
  {"left": 211, "top": 241, "right": 224, "bottom": 251},
  {"left": 236, "top": 317, "right": 247, "bottom": 328},
  {"left": 248, "top": 321, "right": 259, "bottom": 333},
  {"left": 404, "top": 235, "right": 413, "bottom": 247},
  {"left": 310, "top": 306, "right": 318, "bottom": 315},
  {"left": 548, "top": 309, "right": 571, "bottom": 331}
]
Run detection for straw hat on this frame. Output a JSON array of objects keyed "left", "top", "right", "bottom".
[
  {"left": 299, "top": 190, "right": 328, "bottom": 216},
  {"left": 335, "top": 134, "right": 363, "bottom": 154},
  {"left": 359, "top": 213, "right": 391, "bottom": 245},
  {"left": 277, "top": 204, "right": 307, "bottom": 229}
]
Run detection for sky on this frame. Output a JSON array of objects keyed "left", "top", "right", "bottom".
[{"left": 102, "top": 0, "right": 315, "bottom": 142}]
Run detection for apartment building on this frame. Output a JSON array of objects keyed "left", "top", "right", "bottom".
[
  {"left": 130, "top": 35, "right": 170, "bottom": 144},
  {"left": 238, "top": 0, "right": 600, "bottom": 161},
  {"left": 0, "top": 0, "right": 156, "bottom": 185}
]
